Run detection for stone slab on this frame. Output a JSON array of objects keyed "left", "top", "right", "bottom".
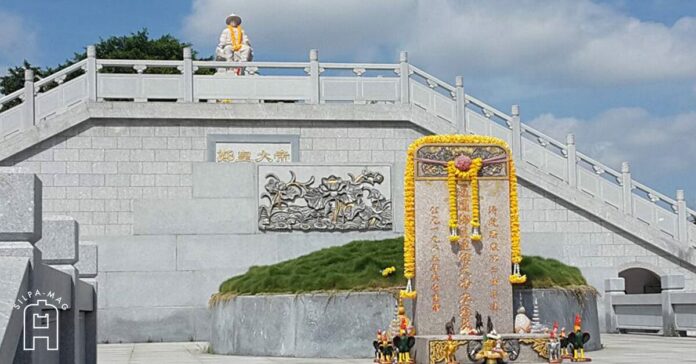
[
  {"left": 209, "top": 292, "right": 395, "bottom": 358},
  {"left": 35, "top": 216, "right": 79, "bottom": 264},
  {"left": 99, "top": 270, "right": 201, "bottom": 308},
  {"left": 192, "top": 162, "right": 256, "bottom": 198},
  {"left": 94, "top": 235, "right": 176, "bottom": 272},
  {"left": 0, "top": 174, "right": 42, "bottom": 242},
  {"left": 414, "top": 178, "right": 513, "bottom": 335},
  {"left": 605, "top": 277, "right": 625, "bottom": 292},
  {"left": 76, "top": 242, "right": 98, "bottom": 278},
  {"left": 133, "top": 198, "right": 256, "bottom": 235},
  {"left": 77, "top": 279, "right": 95, "bottom": 312}
]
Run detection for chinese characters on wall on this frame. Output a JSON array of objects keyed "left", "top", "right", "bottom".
[
  {"left": 215, "top": 142, "right": 292, "bottom": 163},
  {"left": 430, "top": 205, "right": 442, "bottom": 312},
  {"left": 457, "top": 183, "right": 473, "bottom": 331}
]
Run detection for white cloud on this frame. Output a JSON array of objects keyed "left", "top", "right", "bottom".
[
  {"left": 0, "top": 11, "right": 37, "bottom": 65},
  {"left": 528, "top": 108, "right": 696, "bottom": 182},
  {"left": 182, "top": 0, "right": 696, "bottom": 86}
]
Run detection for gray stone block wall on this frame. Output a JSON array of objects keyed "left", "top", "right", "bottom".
[{"left": 1, "top": 118, "right": 695, "bottom": 342}]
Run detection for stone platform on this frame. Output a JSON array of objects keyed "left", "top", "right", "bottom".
[{"left": 414, "top": 333, "right": 550, "bottom": 364}]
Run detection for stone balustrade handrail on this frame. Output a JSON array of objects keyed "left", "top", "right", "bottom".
[{"left": 0, "top": 46, "right": 694, "bottom": 251}]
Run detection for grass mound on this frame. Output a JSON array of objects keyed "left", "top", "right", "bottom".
[
  {"left": 519, "top": 255, "right": 587, "bottom": 288},
  {"left": 216, "top": 238, "right": 587, "bottom": 296},
  {"left": 218, "top": 237, "right": 404, "bottom": 295}
]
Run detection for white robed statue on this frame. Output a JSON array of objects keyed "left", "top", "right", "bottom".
[{"left": 215, "top": 13, "right": 253, "bottom": 75}]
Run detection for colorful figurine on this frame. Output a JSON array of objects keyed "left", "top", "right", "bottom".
[
  {"left": 567, "top": 314, "right": 591, "bottom": 362},
  {"left": 392, "top": 320, "right": 415, "bottom": 364},
  {"left": 547, "top": 322, "right": 562, "bottom": 363},
  {"left": 444, "top": 334, "right": 459, "bottom": 364},
  {"left": 372, "top": 330, "right": 393, "bottom": 363},
  {"left": 475, "top": 311, "right": 484, "bottom": 335},
  {"left": 560, "top": 327, "right": 571, "bottom": 359}
]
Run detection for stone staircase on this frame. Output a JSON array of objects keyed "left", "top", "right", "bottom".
[{"left": 0, "top": 47, "right": 694, "bottom": 270}]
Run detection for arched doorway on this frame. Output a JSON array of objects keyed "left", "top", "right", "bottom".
[{"left": 619, "top": 268, "right": 661, "bottom": 294}]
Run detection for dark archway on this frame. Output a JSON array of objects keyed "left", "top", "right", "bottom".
[{"left": 619, "top": 268, "right": 661, "bottom": 294}]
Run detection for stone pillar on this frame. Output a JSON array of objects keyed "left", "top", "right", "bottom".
[
  {"left": 510, "top": 105, "right": 521, "bottom": 163},
  {"left": 22, "top": 69, "right": 35, "bottom": 131},
  {"left": 77, "top": 242, "right": 98, "bottom": 364},
  {"left": 676, "top": 190, "right": 688, "bottom": 243},
  {"left": 86, "top": 45, "right": 97, "bottom": 102},
  {"left": 660, "top": 274, "right": 685, "bottom": 336},
  {"left": 0, "top": 174, "right": 42, "bottom": 363},
  {"left": 621, "top": 162, "right": 633, "bottom": 215},
  {"left": 182, "top": 47, "right": 194, "bottom": 103},
  {"left": 566, "top": 134, "right": 577, "bottom": 188},
  {"left": 309, "top": 49, "right": 320, "bottom": 104},
  {"left": 603, "top": 278, "right": 625, "bottom": 333},
  {"left": 455, "top": 76, "right": 466, "bottom": 133},
  {"left": 35, "top": 216, "right": 81, "bottom": 364},
  {"left": 399, "top": 51, "right": 410, "bottom": 104}
]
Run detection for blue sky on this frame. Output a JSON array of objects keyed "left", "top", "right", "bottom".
[{"left": 1, "top": 0, "right": 695, "bottom": 206}]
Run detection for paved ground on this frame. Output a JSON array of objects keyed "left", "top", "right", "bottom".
[{"left": 98, "top": 334, "right": 696, "bottom": 363}]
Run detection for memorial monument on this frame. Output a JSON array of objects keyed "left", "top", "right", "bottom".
[{"left": 395, "top": 135, "right": 551, "bottom": 363}]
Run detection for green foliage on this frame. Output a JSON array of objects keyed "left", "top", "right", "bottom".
[
  {"left": 519, "top": 255, "right": 587, "bottom": 288},
  {"left": 219, "top": 237, "right": 405, "bottom": 295},
  {"left": 217, "top": 238, "right": 588, "bottom": 295},
  {"left": 1, "top": 28, "right": 211, "bottom": 97}
]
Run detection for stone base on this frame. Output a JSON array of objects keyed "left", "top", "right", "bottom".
[{"left": 414, "top": 333, "right": 550, "bottom": 364}]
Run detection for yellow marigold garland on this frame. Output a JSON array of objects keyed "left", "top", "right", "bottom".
[
  {"left": 447, "top": 159, "right": 483, "bottom": 242},
  {"left": 403, "top": 135, "right": 526, "bottom": 292}
]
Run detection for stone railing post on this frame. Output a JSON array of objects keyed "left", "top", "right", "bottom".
[
  {"left": 621, "top": 162, "right": 633, "bottom": 215},
  {"left": 22, "top": 69, "right": 35, "bottom": 131},
  {"left": 566, "top": 133, "right": 577, "bottom": 188},
  {"left": 676, "top": 190, "right": 687, "bottom": 243},
  {"left": 309, "top": 49, "right": 320, "bottom": 104},
  {"left": 510, "top": 105, "right": 521, "bottom": 162},
  {"left": 182, "top": 47, "right": 194, "bottom": 102},
  {"left": 603, "top": 278, "right": 625, "bottom": 333},
  {"left": 86, "top": 45, "right": 97, "bottom": 102},
  {"left": 400, "top": 51, "right": 410, "bottom": 105},
  {"left": 660, "top": 274, "right": 684, "bottom": 336},
  {"left": 455, "top": 76, "right": 466, "bottom": 133}
]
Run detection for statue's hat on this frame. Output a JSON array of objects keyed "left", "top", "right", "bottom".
[{"left": 225, "top": 13, "right": 242, "bottom": 25}]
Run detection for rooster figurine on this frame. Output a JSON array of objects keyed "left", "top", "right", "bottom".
[
  {"left": 567, "top": 314, "right": 591, "bottom": 362},
  {"left": 393, "top": 320, "right": 416, "bottom": 363}
]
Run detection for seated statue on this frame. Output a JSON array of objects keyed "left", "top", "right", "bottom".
[{"left": 215, "top": 13, "right": 254, "bottom": 75}]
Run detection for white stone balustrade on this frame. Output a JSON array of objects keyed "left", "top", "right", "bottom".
[{"left": 0, "top": 46, "right": 694, "bottom": 253}]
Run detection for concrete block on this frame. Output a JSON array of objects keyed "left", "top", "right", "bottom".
[
  {"left": 0, "top": 174, "right": 42, "bottom": 242},
  {"left": 95, "top": 235, "right": 176, "bottom": 272},
  {"left": 605, "top": 277, "right": 625, "bottom": 292},
  {"left": 134, "top": 198, "right": 256, "bottom": 235},
  {"left": 0, "top": 256, "right": 31, "bottom": 363},
  {"left": 661, "top": 274, "right": 685, "bottom": 290},
  {"left": 35, "top": 216, "right": 79, "bottom": 264},
  {"left": 76, "top": 242, "right": 98, "bottom": 278}
]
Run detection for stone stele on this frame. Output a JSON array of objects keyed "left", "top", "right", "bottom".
[{"left": 414, "top": 143, "right": 513, "bottom": 335}]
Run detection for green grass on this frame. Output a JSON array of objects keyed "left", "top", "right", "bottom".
[{"left": 216, "top": 237, "right": 587, "bottom": 297}]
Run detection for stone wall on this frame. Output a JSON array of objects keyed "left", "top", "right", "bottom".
[{"left": 1, "top": 117, "right": 694, "bottom": 342}]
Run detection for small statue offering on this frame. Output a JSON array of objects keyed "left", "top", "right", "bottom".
[
  {"left": 567, "top": 314, "right": 591, "bottom": 362},
  {"left": 215, "top": 13, "right": 254, "bottom": 75},
  {"left": 514, "top": 306, "right": 532, "bottom": 333},
  {"left": 372, "top": 330, "right": 393, "bottom": 364},
  {"left": 392, "top": 320, "right": 416, "bottom": 364},
  {"left": 547, "top": 321, "right": 562, "bottom": 363}
]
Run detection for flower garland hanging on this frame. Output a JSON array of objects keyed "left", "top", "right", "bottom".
[
  {"left": 402, "top": 134, "right": 526, "bottom": 295},
  {"left": 446, "top": 158, "right": 483, "bottom": 242}
]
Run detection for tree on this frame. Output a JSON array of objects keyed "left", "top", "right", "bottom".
[{"left": 0, "top": 29, "right": 209, "bottom": 99}]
